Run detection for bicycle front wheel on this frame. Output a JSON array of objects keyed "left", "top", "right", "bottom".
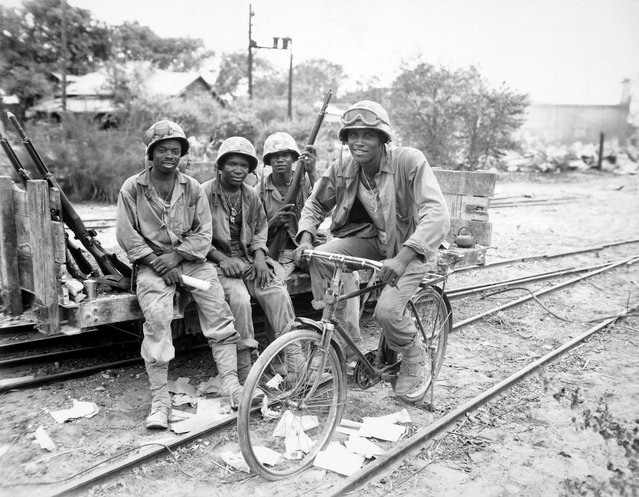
[{"left": 237, "top": 329, "right": 347, "bottom": 480}]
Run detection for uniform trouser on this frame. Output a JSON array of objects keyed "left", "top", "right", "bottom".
[
  {"left": 309, "top": 236, "right": 427, "bottom": 353},
  {"left": 217, "top": 260, "right": 295, "bottom": 351},
  {"left": 136, "top": 261, "right": 239, "bottom": 366}
]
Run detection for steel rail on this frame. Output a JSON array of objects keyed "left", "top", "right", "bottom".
[
  {"left": 447, "top": 260, "right": 611, "bottom": 299},
  {"left": 0, "top": 340, "right": 140, "bottom": 369},
  {"left": 452, "top": 256, "right": 639, "bottom": 331},
  {"left": 327, "top": 305, "right": 637, "bottom": 496},
  {"left": 453, "top": 238, "right": 639, "bottom": 273}
]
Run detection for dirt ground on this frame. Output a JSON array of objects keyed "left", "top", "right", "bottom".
[{"left": 0, "top": 169, "right": 638, "bottom": 497}]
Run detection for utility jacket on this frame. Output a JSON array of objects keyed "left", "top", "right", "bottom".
[
  {"left": 297, "top": 145, "right": 450, "bottom": 262},
  {"left": 201, "top": 176, "right": 269, "bottom": 261},
  {"left": 116, "top": 168, "right": 212, "bottom": 263}
]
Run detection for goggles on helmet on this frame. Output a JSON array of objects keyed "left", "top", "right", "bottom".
[{"left": 341, "top": 107, "right": 389, "bottom": 127}]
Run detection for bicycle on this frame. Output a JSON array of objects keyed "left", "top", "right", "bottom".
[{"left": 237, "top": 249, "right": 453, "bottom": 480}]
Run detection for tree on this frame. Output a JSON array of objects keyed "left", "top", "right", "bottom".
[
  {"left": 109, "top": 21, "right": 212, "bottom": 71},
  {"left": 294, "top": 59, "right": 345, "bottom": 105},
  {"left": 389, "top": 63, "right": 528, "bottom": 169}
]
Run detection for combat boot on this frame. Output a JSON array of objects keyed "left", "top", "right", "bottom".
[
  {"left": 237, "top": 348, "right": 253, "bottom": 385},
  {"left": 212, "top": 344, "right": 263, "bottom": 409},
  {"left": 145, "top": 362, "right": 171, "bottom": 430},
  {"left": 393, "top": 340, "right": 429, "bottom": 403}
]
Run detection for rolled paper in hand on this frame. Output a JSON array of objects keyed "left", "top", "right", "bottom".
[{"left": 181, "top": 274, "right": 211, "bottom": 291}]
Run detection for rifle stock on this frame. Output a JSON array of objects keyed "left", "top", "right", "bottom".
[
  {"left": 267, "top": 89, "right": 332, "bottom": 259},
  {"left": 6, "top": 112, "right": 132, "bottom": 282}
]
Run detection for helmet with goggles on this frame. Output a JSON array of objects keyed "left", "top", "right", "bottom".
[
  {"left": 338, "top": 100, "right": 391, "bottom": 143},
  {"left": 143, "top": 120, "right": 190, "bottom": 159},
  {"left": 216, "top": 136, "right": 258, "bottom": 172},
  {"left": 262, "top": 132, "right": 300, "bottom": 165}
]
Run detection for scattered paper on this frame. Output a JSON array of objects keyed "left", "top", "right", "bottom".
[
  {"left": 345, "top": 435, "right": 384, "bottom": 459},
  {"left": 336, "top": 418, "right": 362, "bottom": 436},
  {"left": 220, "top": 451, "right": 250, "bottom": 473},
  {"left": 253, "top": 446, "right": 282, "bottom": 467},
  {"left": 168, "top": 378, "right": 198, "bottom": 397},
  {"left": 197, "top": 376, "right": 222, "bottom": 395},
  {"left": 169, "top": 409, "right": 194, "bottom": 422},
  {"left": 266, "top": 373, "right": 284, "bottom": 389},
  {"left": 260, "top": 396, "right": 280, "bottom": 420},
  {"left": 170, "top": 398, "right": 229, "bottom": 434},
  {"left": 34, "top": 426, "right": 56, "bottom": 451},
  {"left": 358, "top": 421, "right": 405, "bottom": 442},
  {"left": 285, "top": 428, "right": 314, "bottom": 458},
  {"left": 172, "top": 393, "right": 197, "bottom": 407},
  {"left": 273, "top": 410, "right": 318, "bottom": 437},
  {"left": 313, "top": 441, "right": 365, "bottom": 476},
  {"left": 50, "top": 400, "right": 99, "bottom": 423}
]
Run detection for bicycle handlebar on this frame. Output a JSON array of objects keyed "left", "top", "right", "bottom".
[{"left": 302, "top": 249, "right": 383, "bottom": 271}]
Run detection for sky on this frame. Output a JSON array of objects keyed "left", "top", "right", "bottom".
[{"left": 2, "top": 0, "right": 638, "bottom": 104}]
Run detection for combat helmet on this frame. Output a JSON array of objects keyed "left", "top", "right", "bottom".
[
  {"left": 216, "top": 136, "right": 258, "bottom": 172},
  {"left": 143, "top": 120, "right": 190, "bottom": 159},
  {"left": 338, "top": 100, "right": 391, "bottom": 143},
  {"left": 262, "top": 132, "right": 300, "bottom": 165}
]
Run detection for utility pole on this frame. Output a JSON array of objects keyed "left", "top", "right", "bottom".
[
  {"left": 60, "top": 0, "right": 68, "bottom": 111},
  {"left": 286, "top": 38, "right": 293, "bottom": 120},
  {"left": 247, "top": 4, "right": 255, "bottom": 99}
]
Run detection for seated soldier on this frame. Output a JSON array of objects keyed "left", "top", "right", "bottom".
[{"left": 201, "top": 137, "right": 296, "bottom": 383}]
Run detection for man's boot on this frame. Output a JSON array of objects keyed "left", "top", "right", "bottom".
[
  {"left": 393, "top": 340, "right": 429, "bottom": 403},
  {"left": 212, "top": 344, "right": 263, "bottom": 409},
  {"left": 145, "top": 362, "right": 171, "bottom": 429},
  {"left": 237, "top": 348, "right": 253, "bottom": 385}
]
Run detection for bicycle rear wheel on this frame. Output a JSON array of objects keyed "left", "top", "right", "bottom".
[
  {"left": 384, "top": 286, "right": 451, "bottom": 397},
  {"left": 237, "top": 329, "right": 347, "bottom": 480}
]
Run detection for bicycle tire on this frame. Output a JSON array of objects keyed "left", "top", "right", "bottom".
[
  {"left": 386, "top": 286, "right": 452, "bottom": 400},
  {"left": 237, "top": 329, "right": 347, "bottom": 480}
]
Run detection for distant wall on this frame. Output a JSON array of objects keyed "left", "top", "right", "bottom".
[{"left": 522, "top": 103, "right": 631, "bottom": 146}]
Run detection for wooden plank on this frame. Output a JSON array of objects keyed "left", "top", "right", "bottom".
[
  {"left": 443, "top": 194, "right": 490, "bottom": 222},
  {"left": 448, "top": 219, "right": 492, "bottom": 247},
  {"left": 67, "top": 293, "right": 142, "bottom": 329},
  {"left": 49, "top": 188, "right": 66, "bottom": 265},
  {"left": 28, "top": 180, "right": 59, "bottom": 334},
  {"left": 0, "top": 176, "right": 22, "bottom": 315},
  {"left": 433, "top": 170, "right": 497, "bottom": 197},
  {"left": 12, "top": 182, "right": 34, "bottom": 292}
]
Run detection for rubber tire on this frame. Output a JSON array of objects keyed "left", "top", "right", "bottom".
[{"left": 237, "top": 329, "right": 347, "bottom": 480}]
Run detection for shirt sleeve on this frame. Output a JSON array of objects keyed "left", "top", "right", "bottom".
[
  {"left": 115, "top": 180, "right": 154, "bottom": 263},
  {"left": 296, "top": 163, "right": 338, "bottom": 243},
  {"left": 174, "top": 182, "right": 213, "bottom": 261}
]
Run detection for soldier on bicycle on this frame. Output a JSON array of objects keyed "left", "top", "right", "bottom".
[{"left": 295, "top": 101, "right": 451, "bottom": 403}]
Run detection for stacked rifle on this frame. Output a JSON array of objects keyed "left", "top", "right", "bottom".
[{"left": 0, "top": 112, "right": 131, "bottom": 290}]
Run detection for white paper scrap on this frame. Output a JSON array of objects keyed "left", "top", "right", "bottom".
[
  {"left": 34, "top": 426, "right": 56, "bottom": 451},
  {"left": 266, "top": 373, "right": 284, "bottom": 389},
  {"left": 260, "top": 396, "right": 280, "bottom": 419},
  {"left": 172, "top": 393, "right": 197, "bottom": 407},
  {"left": 253, "top": 446, "right": 283, "bottom": 467},
  {"left": 358, "top": 421, "right": 405, "bottom": 442},
  {"left": 345, "top": 435, "right": 384, "bottom": 459},
  {"left": 220, "top": 451, "right": 250, "bottom": 473},
  {"left": 197, "top": 376, "right": 222, "bottom": 395},
  {"left": 171, "top": 398, "right": 229, "bottom": 434},
  {"left": 285, "top": 428, "right": 314, "bottom": 456},
  {"left": 168, "top": 378, "right": 198, "bottom": 397},
  {"left": 50, "top": 400, "right": 99, "bottom": 423},
  {"left": 313, "top": 441, "right": 365, "bottom": 476},
  {"left": 336, "top": 418, "right": 362, "bottom": 436}
]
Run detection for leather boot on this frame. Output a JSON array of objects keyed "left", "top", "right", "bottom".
[
  {"left": 394, "top": 340, "right": 429, "bottom": 403},
  {"left": 211, "top": 344, "right": 243, "bottom": 408},
  {"left": 237, "top": 348, "right": 253, "bottom": 385},
  {"left": 145, "top": 361, "right": 171, "bottom": 429}
]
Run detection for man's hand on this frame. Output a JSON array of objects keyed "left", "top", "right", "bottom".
[
  {"left": 150, "top": 252, "right": 183, "bottom": 277},
  {"left": 161, "top": 267, "right": 182, "bottom": 286},
  {"left": 299, "top": 145, "right": 317, "bottom": 175},
  {"left": 378, "top": 247, "right": 418, "bottom": 287},
  {"left": 245, "top": 257, "right": 270, "bottom": 288},
  {"left": 219, "top": 257, "right": 248, "bottom": 278},
  {"left": 268, "top": 203, "right": 296, "bottom": 228},
  {"left": 293, "top": 232, "right": 314, "bottom": 266}
]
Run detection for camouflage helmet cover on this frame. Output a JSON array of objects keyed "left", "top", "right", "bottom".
[
  {"left": 143, "top": 120, "right": 189, "bottom": 159},
  {"left": 216, "top": 136, "right": 258, "bottom": 172},
  {"left": 262, "top": 132, "right": 301, "bottom": 165},
  {"left": 338, "top": 100, "right": 391, "bottom": 143}
]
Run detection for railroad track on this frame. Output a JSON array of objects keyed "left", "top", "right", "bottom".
[{"left": 1, "top": 242, "right": 635, "bottom": 495}]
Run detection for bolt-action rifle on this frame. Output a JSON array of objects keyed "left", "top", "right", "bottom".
[
  {"left": 6, "top": 113, "right": 132, "bottom": 288},
  {"left": 0, "top": 126, "right": 95, "bottom": 278},
  {"left": 267, "top": 89, "right": 332, "bottom": 260}
]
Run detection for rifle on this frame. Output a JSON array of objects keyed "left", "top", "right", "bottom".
[
  {"left": 1, "top": 127, "right": 95, "bottom": 277},
  {"left": 267, "top": 89, "right": 332, "bottom": 260},
  {"left": 6, "top": 113, "right": 132, "bottom": 288}
]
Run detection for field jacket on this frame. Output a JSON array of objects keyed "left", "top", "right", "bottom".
[
  {"left": 201, "top": 176, "right": 269, "bottom": 262},
  {"left": 116, "top": 168, "right": 212, "bottom": 264},
  {"left": 297, "top": 145, "right": 450, "bottom": 262}
]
